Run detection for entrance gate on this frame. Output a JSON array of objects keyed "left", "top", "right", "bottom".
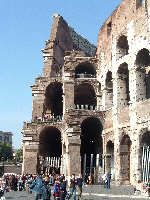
[
  {"left": 82, "top": 153, "right": 103, "bottom": 183},
  {"left": 142, "top": 146, "right": 150, "bottom": 182},
  {"left": 39, "top": 156, "right": 61, "bottom": 175}
]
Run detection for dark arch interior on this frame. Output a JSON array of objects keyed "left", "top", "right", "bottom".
[
  {"left": 117, "top": 35, "right": 129, "bottom": 50},
  {"left": 74, "top": 83, "right": 96, "bottom": 106},
  {"left": 75, "top": 62, "right": 96, "bottom": 77},
  {"left": 44, "top": 82, "right": 63, "bottom": 116},
  {"left": 117, "top": 35, "right": 129, "bottom": 58},
  {"left": 118, "top": 63, "right": 130, "bottom": 103},
  {"left": 106, "top": 71, "right": 113, "bottom": 91},
  {"left": 81, "top": 117, "right": 103, "bottom": 154},
  {"left": 120, "top": 135, "right": 131, "bottom": 182},
  {"left": 39, "top": 127, "right": 62, "bottom": 157},
  {"left": 136, "top": 49, "right": 150, "bottom": 99},
  {"left": 120, "top": 135, "right": 131, "bottom": 146},
  {"left": 80, "top": 117, "right": 103, "bottom": 175},
  {"left": 106, "top": 141, "right": 114, "bottom": 154},
  {"left": 136, "top": 48, "right": 150, "bottom": 68},
  {"left": 141, "top": 132, "right": 150, "bottom": 146},
  {"left": 106, "top": 141, "right": 114, "bottom": 178}
]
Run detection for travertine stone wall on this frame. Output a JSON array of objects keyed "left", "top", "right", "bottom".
[
  {"left": 97, "top": 0, "right": 150, "bottom": 185},
  {"left": 22, "top": 0, "right": 150, "bottom": 185}
]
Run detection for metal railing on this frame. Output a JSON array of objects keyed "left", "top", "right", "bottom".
[{"left": 75, "top": 74, "right": 96, "bottom": 78}]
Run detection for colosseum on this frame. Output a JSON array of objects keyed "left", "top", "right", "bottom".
[{"left": 22, "top": 0, "right": 150, "bottom": 185}]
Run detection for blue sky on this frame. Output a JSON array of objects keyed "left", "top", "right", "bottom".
[{"left": 0, "top": 0, "right": 122, "bottom": 149}]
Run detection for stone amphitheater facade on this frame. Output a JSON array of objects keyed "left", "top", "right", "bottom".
[{"left": 22, "top": 0, "right": 150, "bottom": 185}]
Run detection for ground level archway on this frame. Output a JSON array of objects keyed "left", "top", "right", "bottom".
[
  {"left": 120, "top": 135, "right": 132, "bottom": 184},
  {"left": 140, "top": 132, "right": 150, "bottom": 182},
  {"left": 80, "top": 117, "right": 103, "bottom": 182},
  {"left": 38, "top": 126, "right": 62, "bottom": 175},
  {"left": 106, "top": 141, "right": 114, "bottom": 179}
]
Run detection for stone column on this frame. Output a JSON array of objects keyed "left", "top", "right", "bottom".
[
  {"left": 129, "top": 68, "right": 138, "bottom": 128},
  {"left": 63, "top": 81, "right": 74, "bottom": 114},
  {"left": 67, "top": 136, "right": 81, "bottom": 177},
  {"left": 32, "top": 93, "right": 45, "bottom": 120},
  {"left": 22, "top": 142, "right": 39, "bottom": 174},
  {"left": 113, "top": 137, "right": 121, "bottom": 184},
  {"left": 131, "top": 132, "right": 141, "bottom": 185}
]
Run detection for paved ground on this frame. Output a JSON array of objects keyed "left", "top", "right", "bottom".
[{"left": 3, "top": 185, "right": 150, "bottom": 200}]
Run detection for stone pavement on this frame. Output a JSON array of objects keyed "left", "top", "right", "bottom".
[
  {"left": 82, "top": 184, "right": 150, "bottom": 200},
  {"left": 3, "top": 185, "right": 150, "bottom": 200}
]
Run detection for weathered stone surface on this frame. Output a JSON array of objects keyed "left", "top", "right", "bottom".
[{"left": 22, "top": 0, "right": 150, "bottom": 186}]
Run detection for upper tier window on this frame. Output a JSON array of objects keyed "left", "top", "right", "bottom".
[{"left": 136, "top": 0, "right": 144, "bottom": 9}]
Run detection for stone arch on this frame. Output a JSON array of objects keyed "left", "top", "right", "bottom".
[
  {"left": 116, "top": 35, "right": 129, "bottom": 60},
  {"left": 74, "top": 83, "right": 97, "bottom": 109},
  {"left": 38, "top": 126, "right": 62, "bottom": 174},
  {"left": 135, "top": 48, "right": 150, "bottom": 100},
  {"left": 75, "top": 62, "right": 96, "bottom": 78},
  {"left": 139, "top": 131, "right": 150, "bottom": 182},
  {"left": 136, "top": 0, "right": 145, "bottom": 9},
  {"left": 44, "top": 81, "right": 63, "bottom": 117},
  {"left": 106, "top": 140, "right": 114, "bottom": 179},
  {"left": 80, "top": 117, "right": 103, "bottom": 176},
  {"left": 105, "top": 71, "right": 113, "bottom": 108},
  {"left": 120, "top": 134, "right": 132, "bottom": 184},
  {"left": 117, "top": 63, "right": 130, "bottom": 107}
]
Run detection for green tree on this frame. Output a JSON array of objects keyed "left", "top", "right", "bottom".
[
  {"left": 0, "top": 143, "right": 13, "bottom": 161},
  {"left": 15, "top": 148, "right": 23, "bottom": 162}
]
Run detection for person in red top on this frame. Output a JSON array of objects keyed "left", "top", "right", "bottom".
[
  {"left": 22, "top": 174, "right": 26, "bottom": 191},
  {"left": 53, "top": 179, "right": 61, "bottom": 199}
]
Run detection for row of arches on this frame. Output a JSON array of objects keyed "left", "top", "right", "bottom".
[
  {"left": 42, "top": 47, "right": 150, "bottom": 116},
  {"left": 43, "top": 82, "right": 97, "bottom": 117},
  {"left": 38, "top": 116, "right": 150, "bottom": 183},
  {"left": 104, "top": 48, "right": 150, "bottom": 108}
]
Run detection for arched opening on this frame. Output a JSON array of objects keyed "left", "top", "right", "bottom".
[
  {"left": 117, "top": 63, "right": 130, "bottom": 107},
  {"left": 106, "top": 141, "right": 114, "bottom": 179},
  {"left": 39, "top": 126, "right": 62, "bottom": 174},
  {"left": 136, "top": 0, "right": 145, "bottom": 9},
  {"left": 116, "top": 35, "right": 129, "bottom": 60},
  {"left": 120, "top": 135, "right": 132, "bottom": 184},
  {"left": 135, "top": 48, "right": 150, "bottom": 100},
  {"left": 74, "top": 83, "right": 97, "bottom": 110},
  {"left": 44, "top": 82, "right": 63, "bottom": 119},
  {"left": 105, "top": 71, "right": 113, "bottom": 108},
  {"left": 80, "top": 117, "right": 103, "bottom": 182},
  {"left": 140, "top": 132, "right": 150, "bottom": 182},
  {"left": 75, "top": 62, "right": 96, "bottom": 78}
]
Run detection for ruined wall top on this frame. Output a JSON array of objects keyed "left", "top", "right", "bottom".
[
  {"left": 96, "top": 0, "right": 148, "bottom": 56},
  {"left": 69, "top": 27, "right": 96, "bottom": 57},
  {"left": 42, "top": 14, "right": 96, "bottom": 77}
]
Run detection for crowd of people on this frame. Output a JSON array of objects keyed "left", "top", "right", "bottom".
[
  {"left": 0, "top": 173, "right": 84, "bottom": 200},
  {"left": 34, "top": 114, "right": 62, "bottom": 123},
  {"left": 134, "top": 179, "right": 150, "bottom": 196},
  {"left": 1, "top": 172, "right": 149, "bottom": 199}
]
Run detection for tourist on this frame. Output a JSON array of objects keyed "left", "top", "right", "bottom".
[
  {"left": 41, "top": 181, "right": 51, "bottom": 200},
  {"left": 53, "top": 179, "right": 61, "bottom": 199},
  {"left": 30, "top": 174, "right": 44, "bottom": 200},
  {"left": 21, "top": 174, "right": 26, "bottom": 191},
  {"left": 106, "top": 172, "right": 111, "bottom": 189},
  {"left": 76, "top": 174, "right": 83, "bottom": 200},
  {"left": 60, "top": 176, "right": 67, "bottom": 200},
  {"left": 68, "top": 174, "right": 77, "bottom": 200},
  {"left": 0, "top": 175, "right": 5, "bottom": 200},
  {"left": 49, "top": 174, "right": 54, "bottom": 186},
  {"left": 102, "top": 173, "right": 107, "bottom": 188}
]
